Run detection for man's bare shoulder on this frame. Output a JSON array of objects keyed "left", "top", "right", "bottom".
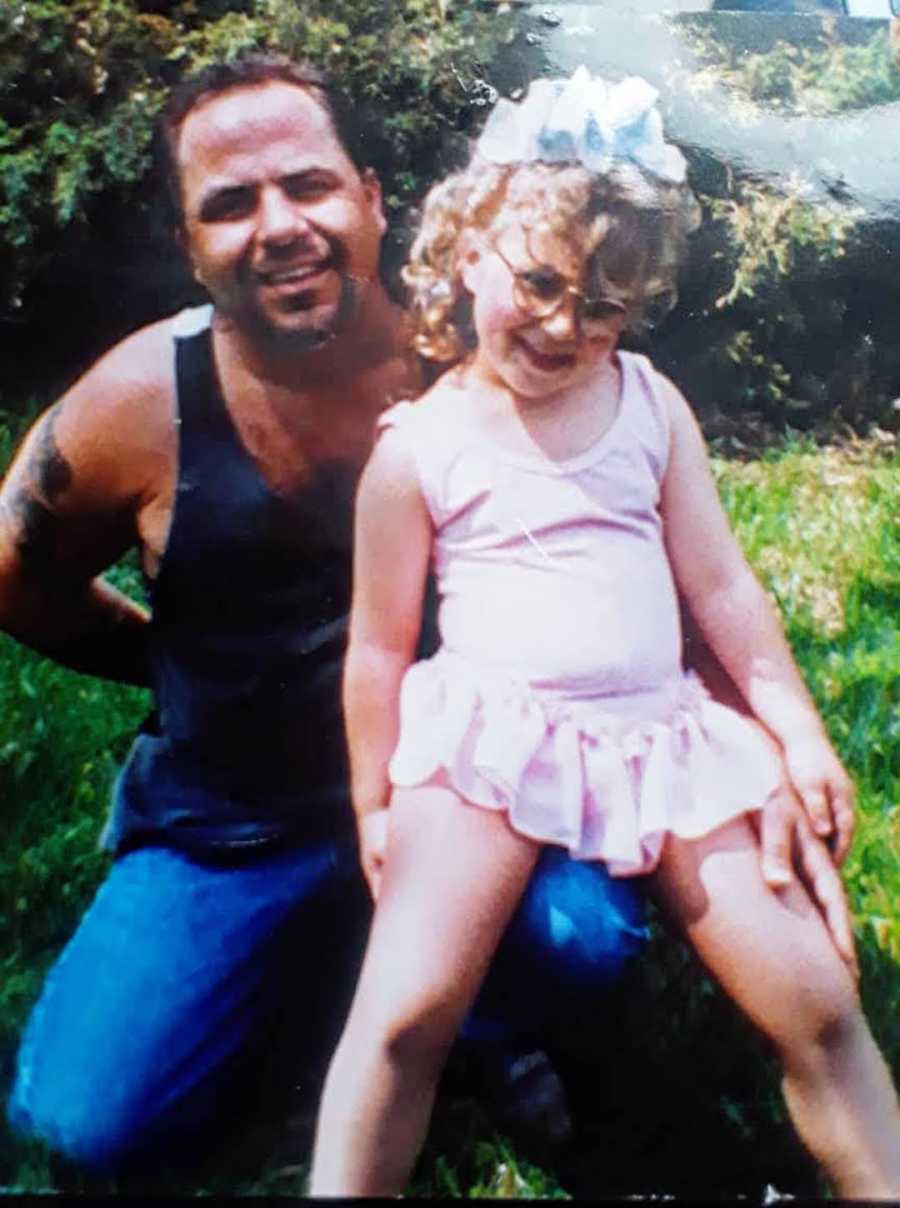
[
  {"left": 65, "top": 314, "right": 179, "bottom": 427},
  {"left": 52, "top": 313, "right": 187, "bottom": 490}
]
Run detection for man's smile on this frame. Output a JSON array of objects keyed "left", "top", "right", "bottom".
[{"left": 256, "top": 258, "right": 333, "bottom": 288}]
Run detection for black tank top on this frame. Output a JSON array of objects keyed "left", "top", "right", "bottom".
[{"left": 105, "top": 313, "right": 358, "bottom": 856}]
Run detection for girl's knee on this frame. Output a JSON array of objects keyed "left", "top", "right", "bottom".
[
  {"left": 766, "top": 958, "right": 862, "bottom": 1065},
  {"left": 367, "top": 989, "right": 465, "bottom": 1074}
]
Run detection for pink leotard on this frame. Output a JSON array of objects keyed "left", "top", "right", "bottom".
[{"left": 380, "top": 352, "right": 778, "bottom": 875}]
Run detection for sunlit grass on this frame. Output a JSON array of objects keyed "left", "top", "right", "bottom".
[{"left": 716, "top": 437, "right": 899, "bottom": 972}]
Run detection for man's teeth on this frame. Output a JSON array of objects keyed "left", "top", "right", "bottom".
[{"left": 264, "top": 265, "right": 323, "bottom": 284}]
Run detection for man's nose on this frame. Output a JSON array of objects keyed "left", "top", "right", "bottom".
[{"left": 258, "top": 185, "right": 309, "bottom": 245}]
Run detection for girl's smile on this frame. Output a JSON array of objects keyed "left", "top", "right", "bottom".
[{"left": 512, "top": 335, "right": 577, "bottom": 374}]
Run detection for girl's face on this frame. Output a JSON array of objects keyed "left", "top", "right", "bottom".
[{"left": 461, "top": 213, "right": 627, "bottom": 400}]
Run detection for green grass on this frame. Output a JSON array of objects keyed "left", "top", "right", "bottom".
[
  {"left": 0, "top": 430, "right": 896, "bottom": 1197},
  {"left": 714, "top": 436, "right": 900, "bottom": 1102},
  {"left": 713, "top": 436, "right": 899, "bottom": 975}
]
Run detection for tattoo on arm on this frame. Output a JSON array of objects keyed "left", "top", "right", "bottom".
[
  {"left": 0, "top": 407, "right": 151, "bottom": 682},
  {"left": 4, "top": 406, "right": 76, "bottom": 580},
  {"left": 7, "top": 489, "right": 70, "bottom": 579},
  {"left": 33, "top": 406, "right": 73, "bottom": 501}
]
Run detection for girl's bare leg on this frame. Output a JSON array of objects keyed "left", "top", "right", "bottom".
[
  {"left": 309, "top": 785, "right": 540, "bottom": 1197},
  {"left": 654, "top": 816, "right": 900, "bottom": 1198}
]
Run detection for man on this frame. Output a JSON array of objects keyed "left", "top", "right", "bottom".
[{"left": 1, "top": 55, "right": 852, "bottom": 1180}]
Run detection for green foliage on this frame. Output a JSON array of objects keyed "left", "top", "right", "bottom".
[
  {"left": 2, "top": 3, "right": 899, "bottom": 431},
  {"left": 692, "top": 177, "right": 863, "bottom": 417},
  {"left": 0, "top": 569, "right": 149, "bottom": 1036},
  {"left": 412, "top": 1134, "right": 570, "bottom": 1199},
  {"left": 0, "top": 0, "right": 179, "bottom": 304},
  {"left": 688, "top": 21, "right": 900, "bottom": 115},
  {"left": 649, "top": 20, "right": 900, "bottom": 432},
  {"left": 0, "top": 0, "right": 512, "bottom": 316},
  {"left": 709, "top": 178, "right": 859, "bottom": 312}
]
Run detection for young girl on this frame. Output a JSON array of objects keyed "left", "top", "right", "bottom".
[{"left": 310, "top": 70, "right": 900, "bottom": 1197}]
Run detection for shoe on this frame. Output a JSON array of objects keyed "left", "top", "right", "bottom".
[{"left": 491, "top": 1048, "right": 573, "bottom": 1148}]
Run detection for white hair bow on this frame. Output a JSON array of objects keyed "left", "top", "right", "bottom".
[{"left": 476, "top": 65, "right": 686, "bottom": 184}]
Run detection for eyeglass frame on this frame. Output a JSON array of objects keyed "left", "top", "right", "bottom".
[{"left": 490, "top": 242, "right": 629, "bottom": 335}]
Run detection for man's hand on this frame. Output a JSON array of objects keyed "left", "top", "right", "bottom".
[
  {"left": 754, "top": 781, "right": 858, "bottom": 979},
  {"left": 357, "top": 808, "right": 390, "bottom": 901},
  {"left": 782, "top": 730, "right": 855, "bottom": 866}
]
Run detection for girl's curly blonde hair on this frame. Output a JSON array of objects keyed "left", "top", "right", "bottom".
[{"left": 403, "top": 155, "right": 700, "bottom": 364}]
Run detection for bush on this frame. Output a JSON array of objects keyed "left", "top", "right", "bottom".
[
  {"left": 3, "top": 3, "right": 900, "bottom": 432},
  {"left": 0, "top": 0, "right": 514, "bottom": 405},
  {"left": 687, "top": 18, "right": 900, "bottom": 114},
  {"left": 652, "top": 18, "right": 900, "bottom": 432}
]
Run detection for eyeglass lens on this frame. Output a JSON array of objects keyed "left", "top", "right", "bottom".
[{"left": 514, "top": 272, "right": 625, "bottom": 327}]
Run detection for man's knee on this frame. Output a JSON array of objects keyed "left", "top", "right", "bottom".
[
  {"left": 507, "top": 848, "right": 648, "bottom": 987},
  {"left": 8, "top": 1011, "right": 261, "bottom": 1177},
  {"left": 468, "top": 850, "right": 647, "bottom": 1039},
  {"left": 8, "top": 1065, "right": 158, "bottom": 1175}
]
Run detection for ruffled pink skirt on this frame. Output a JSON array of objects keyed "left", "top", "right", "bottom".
[{"left": 388, "top": 650, "right": 779, "bottom": 877}]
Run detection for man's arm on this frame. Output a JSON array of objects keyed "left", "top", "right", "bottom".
[{"left": 0, "top": 322, "right": 177, "bottom": 685}]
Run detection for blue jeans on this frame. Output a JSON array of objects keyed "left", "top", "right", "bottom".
[{"left": 8, "top": 839, "right": 646, "bottom": 1174}]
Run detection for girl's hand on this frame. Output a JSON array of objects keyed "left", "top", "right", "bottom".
[
  {"left": 782, "top": 731, "right": 856, "bottom": 866},
  {"left": 358, "top": 808, "right": 391, "bottom": 901},
  {"left": 755, "top": 781, "right": 858, "bottom": 978}
]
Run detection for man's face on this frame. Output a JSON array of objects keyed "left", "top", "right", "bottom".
[{"left": 176, "top": 80, "right": 387, "bottom": 348}]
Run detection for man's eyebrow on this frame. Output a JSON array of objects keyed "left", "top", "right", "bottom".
[
  {"left": 192, "top": 165, "right": 341, "bottom": 215},
  {"left": 279, "top": 164, "right": 340, "bottom": 182},
  {"left": 194, "top": 180, "right": 253, "bottom": 217}
]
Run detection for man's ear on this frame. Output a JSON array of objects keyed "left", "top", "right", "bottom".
[
  {"left": 174, "top": 223, "right": 204, "bottom": 286},
  {"left": 361, "top": 167, "right": 387, "bottom": 237}
]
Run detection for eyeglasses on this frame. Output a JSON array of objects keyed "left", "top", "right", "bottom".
[{"left": 493, "top": 246, "right": 628, "bottom": 335}]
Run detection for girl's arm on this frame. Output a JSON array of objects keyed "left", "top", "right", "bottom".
[
  {"left": 659, "top": 380, "right": 855, "bottom": 863},
  {"left": 344, "top": 428, "right": 433, "bottom": 898},
  {"left": 683, "top": 605, "right": 855, "bottom": 969}
]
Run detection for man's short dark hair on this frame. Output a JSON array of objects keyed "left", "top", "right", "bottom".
[{"left": 158, "top": 53, "right": 367, "bottom": 229}]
